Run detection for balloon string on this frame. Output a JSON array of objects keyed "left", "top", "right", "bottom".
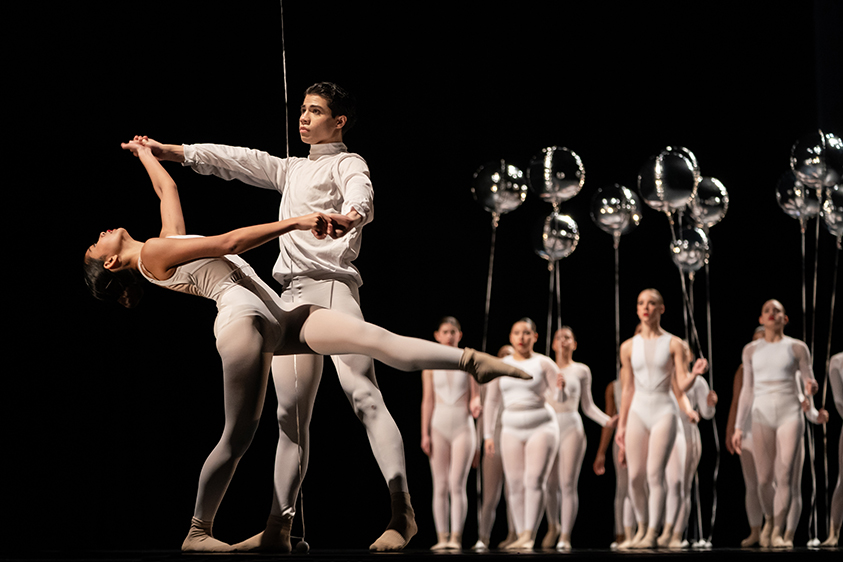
[
  {"left": 614, "top": 234, "right": 621, "bottom": 379},
  {"left": 279, "top": 0, "right": 289, "bottom": 159},
  {"left": 707, "top": 416, "right": 721, "bottom": 544},
  {"left": 546, "top": 261, "right": 554, "bottom": 355},
  {"left": 482, "top": 219, "right": 498, "bottom": 354},
  {"left": 667, "top": 212, "right": 704, "bottom": 358},
  {"left": 820, "top": 244, "right": 839, "bottom": 535},
  {"left": 555, "top": 263, "right": 562, "bottom": 337}
]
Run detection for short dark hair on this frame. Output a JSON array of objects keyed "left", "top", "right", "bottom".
[
  {"left": 437, "top": 316, "right": 462, "bottom": 331},
  {"left": 83, "top": 257, "right": 144, "bottom": 308},
  {"left": 305, "top": 82, "right": 358, "bottom": 133}
]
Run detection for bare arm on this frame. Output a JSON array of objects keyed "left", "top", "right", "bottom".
[
  {"left": 421, "top": 370, "right": 434, "bottom": 456},
  {"left": 615, "top": 339, "right": 634, "bottom": 466},
  {"left": 725, "top": 365, "right": 743, "bottom": 454},
  {"left": 122, "top": 139, "right": 185, "bottom": 238},
  {"left": 593, "top": 381, "right": 617, "bottom": 475}
]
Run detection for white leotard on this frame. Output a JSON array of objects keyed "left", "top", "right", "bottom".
[
  {"left": 430, "top": 369, "right": 475, "bottom": 441},
  {"left": 629, "top": 333, "right": 678, "bottom": 429}
]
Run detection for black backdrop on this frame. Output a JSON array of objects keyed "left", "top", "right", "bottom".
[{"left": 6, "top": 1, "right": 842, "bottom": 553}]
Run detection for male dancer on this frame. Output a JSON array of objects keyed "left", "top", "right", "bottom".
[{"left": 131, "top": 83, "right": 415, "bottom": 551}]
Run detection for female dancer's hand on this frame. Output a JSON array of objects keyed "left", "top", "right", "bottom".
[
  {"left": 731, "top": 428, "right": 743, "bottom": 455},
  {"left": 556, "top": 372, "right": 566, "bottom": 389},
  {"left": 593, "top": 452, "right": 606, "bottom": 475},
  {"left": 706, "top": 390, "right": 718, "bottom": 407},
  {"left": 469, "top": 394, "right": 482, "bottom": 419},
  {"left": 421, "top": 434, "right": 431, "bottom": 456},
  {"left": 295, "top": 213, "right": 330, "bottom": 239},
  {"left": 691, "top": 358, "right": 709, "bottom": 377},
  {"left": 817, "top": 408, "right": 829, "bottom": 424},
  {"left": 121, "top": 136, "right": 151, "bottom": 156},
  {"left": 484, "top": 438, "right": 495, "bottom": 457},
  {"left": 606, "top": 414, "right": 619, "bottom": 429},
  {"left": 685, "top": 409, "right": 700, "bottom": 424}
]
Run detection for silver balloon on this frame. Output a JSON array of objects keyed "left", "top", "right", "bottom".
[
  {"left": 791, "top": 130, "right": 843, "bottom": 189},
  {"left": 590, "top": 184, "right": 642, "bottom": 236},
  {"left": 527, "top": 146, "right": 585, "bottom": 207},
  {"left": 690, "top": 176, "right": 729, "bottom": 228},
  {"left": 535, "top": 212, "right": 579, "bottom": 262},
  {"left": 825, "top": 133, "right": 843, "bottom": 187},
  {"left": 822, "top": 183, "right": 843, "bottom": 240},
  {"left": 776, "top": 170, "right": 820, "bottom": 221},
  {"left": 670, "top": 226, "right": 709, "bottom": 274},
  {"left": 472, "top": 160, "right": 528, "bottom": 218},
  {"left": 638, "top": 147, "right": 700, "bottom": 213}
]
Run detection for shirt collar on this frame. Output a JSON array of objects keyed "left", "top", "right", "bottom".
[{"left": 308, "top": 142, "right": 347, "bottom": 160}]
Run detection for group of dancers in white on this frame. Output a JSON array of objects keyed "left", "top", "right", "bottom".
[{"left": 84, "top": 82, "right": 842, "bottom": 552}]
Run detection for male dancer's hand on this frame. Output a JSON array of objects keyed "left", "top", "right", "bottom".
[{"left": 327, "top": 210, "right": 362, "bottom": 238}]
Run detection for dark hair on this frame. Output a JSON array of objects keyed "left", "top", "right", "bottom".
[
  {"left": 83, "top": 257, "right": 144, "bottom": 308},
  {"left": 557, "top": 325, "right": 577, "bottom": 341},
  {"left": 437, "top": 316, "right": 462, "bottom": 331},
  {"left": 515, "top": 317, "right": 538, "bottom": 332},
  {"left": 304, "top": 82, "right": 358, "bottom": 133}
]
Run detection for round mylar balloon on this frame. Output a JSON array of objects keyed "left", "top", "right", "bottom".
[
  {"left": 690, "top": 176, "right": 729, "bottom": 228},
  {"left": 638, "top": 155, "right": 669, "bottom": 213},
  {"left": 670, "top": 227, "right": 709, "bottom": 273},
  {"left": 821, "top": 183, "right": 843, "bottom": 240},
  {"left": 527, "top": 146, "right": 585, "bottom": 207},
  {"left": 590, "top": 184, "right": 642, "bottom": 236},
  {"left": 655, "top": 146, "right": 700, "bottom": 212},
  {"left": 791, "top": 131, "right": 827, "bottom": 189},
  {"left": 822, "top": 132, "right": 843, "bottom": 187},
  {"left": 471, "top": 160, "right": 528, "bottom": 216},
  {"left": 776, "top": 170, "right": 820, "bottom": 221},
  {"left": 535, "top": 212, "right": 579, "bottom": 262}
]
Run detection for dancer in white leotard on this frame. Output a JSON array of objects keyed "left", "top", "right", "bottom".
[
  {"left": 421, "top": 317, "right": 481, "bottom": 550},
  {"left": 615, "top": 289, "right": 708, "bottom": 549},
  {"left": 660, "top": 344, "right": 717, "bottom": 549},
  {"left": 84, "top": 141, "right": 529, "bottom": 552},
  {"left": 543, "top": 326, "right": 617, "bottom": 551},
  {"left": 822, "top": 352, "right": 843, "bottom": 546},
  {"left": 483, "top": 319, "right": 564, "bottom": 550},
  {"left": 731, "top": 299, "right": 819, "bottom": 548}
]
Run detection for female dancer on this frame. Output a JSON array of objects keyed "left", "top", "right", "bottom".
[
  {"left": 822, "top": 351, "right": 843, "bottom": 546},
  {"left": 659, "top": 342, "right": 717, "bottom": 549},
  {"left": 731, "top": 299, "right": 819, "bottom": 548},
  {"left": 84, "top": 140, "right": 529, "bottom": 552},
  {"left": 615, "top": 289, "right": 708, "bottom": 549},
  {"left": 420, "top": 317, "right": 481, "bottom": 550},
  {"left": 543, "top": 326, "right": 617, "bottom": 550},
  {"left": 483, "top": 319, "right": 563, "bottom": 550}
]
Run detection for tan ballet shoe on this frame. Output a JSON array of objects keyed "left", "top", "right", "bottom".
[
  {"left": 667, "top": 531, "right": 685, "bottom": 549},
  {"left": 759, "top": 520, "right": 773, "bottom": 547},
  {"left": 181, "top": 517, "right": 231, "bottom": 552},
  {"left": 741, "top": 526, "right": 761, "bottom": 547},
  {"left": 503, "top": 530, "right": 534, "bottom": 550},
  {"left": 541, "top": 523, "right": 560, "bottom": 549},
  {"left": 231, "top": 513, "right": 293, "bottom": 553},
  {"left": 497, "top": 530, "right": 518, "bottom": 549},
  {"left": 460, "top": 348, "right": 531, "bottom": 384},
  {"left": 770, "top": 526, "right": 786, "bottom": 548},
  {"left": 443, "top": 532, "right": 462, "bottom": 550},
  {"left": 430, "top": 532, "right": 451, "bottom": 551},
  {"left": 369, "top": 492, "right": 418, "bottom": 551},
  {"left": 657, "top": 523, "right": 673, "bottom": 547},
  {"left": 630, "top": 527, "right": 658, "bottom": 549}
]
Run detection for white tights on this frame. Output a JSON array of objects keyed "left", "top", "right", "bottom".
[
  {"left": 752, "top": 414, "right": 804, "bottom": 530},
  {"left": 625, "top": 410, "right": 677, "bottom": 529},
  {"left": 545, "top": 414, "right": 586, "bottom": 536},
  {"left": 429, "top": 422, "right": 475, "bottom": 534},
  {"left": 739, "top": 432, "right": 764, "bottom": 527},
  {"left": 664, "top": 425, "right": 701, "bottom": 537},
  {"left": 501, "top": 422, "right": 558, "bottom": 535}
]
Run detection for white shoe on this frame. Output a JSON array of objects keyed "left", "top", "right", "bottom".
[{"left": 472, "top": 540, "right": 488, "bottom": 552}]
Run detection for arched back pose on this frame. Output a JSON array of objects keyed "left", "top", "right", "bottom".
[
  {"left": 131, "top": 82, "right": 422, "bottom": 552},
  {"left": 822, "top": 352, "right": 843, "bottom": 546},
  {"left": 615, "top": 289, "right": 708, "bottom": 549},
  {"left": 420, "top": 317, "right": 481, "bottom": 550},
  {"left": 85, "top": 141, "right": 529, "bottom": 552},
  {"left": 660, "top": 342, "right": 717, "bottom": 549},
  {"left": 483, "top": 319, "right": 564, "bottom": 550},
  {"left": 730, "top": 299, "right": 819, "bottom": 548},
  {"left": 543, "top": 326, "right": 617, "bottom": 551},
  {"left": 474, "top": 345, "right": 518, "bottom": 551}
]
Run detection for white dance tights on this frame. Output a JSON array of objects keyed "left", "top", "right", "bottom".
[
  {"left": 500, "top": 429, "right": 557, "bottom": 534},
  {"left": 546, "top": 427, "right": 586, "bottom": 536},
  {"left": 612, "top": 442, "right": 635, "bottom": 534},
  {"left": 429, "top": 425, "right": 475, "bottom": 534},
  {"left": 665, "top": 428, "right": 701, "bottom": 537},
  {"left": 739, "top": 433, "right": 764, "bottom": 527},
  {"left": 752, "top": 415, "right": 804, "bottom": 530},
  {"left": 625, "top": 411, "right": 677, "bottom": 529}
]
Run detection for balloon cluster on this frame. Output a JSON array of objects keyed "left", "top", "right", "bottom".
[{"left": 779, "top": 130, "right": 843, "bottom": 245}]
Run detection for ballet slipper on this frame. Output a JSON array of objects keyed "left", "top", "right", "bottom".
[
  {"left": 472, "top": 538, "right": 489, "bottom": 551},
  {"left": 657, "top": 523, "right": 673, "bottom": 547},
  {"left": 781, "top": 529, "right": 794, "bottom": 548},
  {"left": 443, "top": 532, "right": 462, "bottom": 550},
  {"left": 231, "top": 513, "right": 293, "bottom": 553},
  {"left": 615, "top": 526, "right": 634, "bottom": 549},
  {"left": 740, "top": 526, "right": 761, "bottom": 547},
  {"left": 460, "top": 348, "right": 531, "bottom": 384},
  {"left": 630, "top": 527, "right": 658, "bottom": 549},
  {"left": 369, "top": 492, "right": 418, "bottom": 551},
  {"left": 541, "top": 523, "right": 560, "bottom": 549},
  {"left": 621, "top": 524, "right": 646, "bottom": 550},
  {"left": 181, "top": 517, "right": 232, "bottom": 552},
  {"left": 555, "top": 533, "right": 572, "bottom": 551},
  {"left": 667, "top": 531, "right": 685, "bottom": 549},
  {"left": 759, "top": 519, "right": 773, "bottom": 547},
  {"left": 430, "top": 532, "right": 450, "bottom": 551},
  {"left": 820, "top": 521, "right": 840, "bottom": 546},
  {"left": 497, "top": 529, "right": 518, "bottom": 548},
  {"left": 770, "top": 526, "right": 786, "bottom": 548},
  {"left": 503, "top": 530, "right": 534, "bottom": 550}
]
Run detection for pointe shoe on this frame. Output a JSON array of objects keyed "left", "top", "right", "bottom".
[
  {"left": 231, "top": 513, "right": 293, "bottom": 553},
  {"left": 181, "top": 517, "right": 231, "bottom": 552},
  {"left": 497, "top": 530, "right": 518, "bottom": 549},
  {"left": 759, "top": 520, "right": 773, "bottom": 547},
  {"left": 369, "top": 492, "right": 418, "bottom": 551},
  {"left": 541, "top": 524, "right": 560, "bottom": 549},
  {"left": 460, "top": 348, "right": 531, "bottom": 384},
  {"left": 503, "top": 530, "right": 534, "bottom": 550},
  {"left": 740, "top": 526, "right": 761, "bottom": 547}
]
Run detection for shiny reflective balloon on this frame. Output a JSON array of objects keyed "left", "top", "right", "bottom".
[
  {"left": 670, "top": 227, "right": 709, "bottom": 273},
  {"left": 471, "top": 160, "right": 528, "bottom": 218},
  {"left": 590, "top": 184, "right": 642, "bottom": 236},
  {"left": 776, "top": 170, "right": 820, "bottom": 221},
  {"left": 638, "top": 147, "right": 700, "bottom": 213},
  {"left": 638, "top": 155, "right": 668, "bottom": 213},
  {"left": 535, "top": 212, "right": 579, "bottom": 262},
  {"left": 527, "top": 146, "right": 585, "bottom": 207},
  {"left": 690, "top": 176, "right": 729, "bottom": 228},
  {"left": 791, "top": 131, "right": 843, "bottom": 188},
  {"left": 821, "top": 183, "right": 843, "bottom": 241}
]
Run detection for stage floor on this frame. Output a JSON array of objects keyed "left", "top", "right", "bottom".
[{"left": 2, "top": 546, "right": 840, "bottom": 562}]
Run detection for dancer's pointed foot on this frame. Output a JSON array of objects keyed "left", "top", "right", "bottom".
[
  {"left": 181, "top": 517, "right": 232, "bottom": 552},
  {"left": 369, "top": 492, "right": 418, "bottom": 551},
  {"left": 460, "top": 348, "right": 531, "bottom": 384},
  {"left": 231, "top": 513, "right": 293, "bottom": 553}
]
